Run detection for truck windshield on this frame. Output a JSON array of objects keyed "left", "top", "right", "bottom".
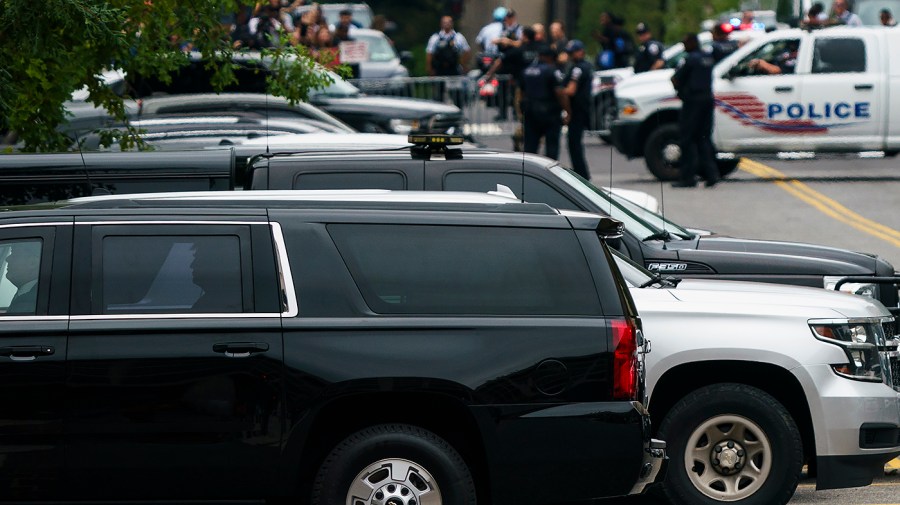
[{"left": 549, "top": 167, "right": 695, "bottom": 241}]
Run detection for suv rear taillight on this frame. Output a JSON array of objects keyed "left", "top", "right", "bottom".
[{"left": 612, "top": 318, "right": 639, "bottom": 400}]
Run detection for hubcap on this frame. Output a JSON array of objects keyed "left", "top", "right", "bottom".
[
  {"left": 346, "top": 458, "right": 441, "bottom": 505},
  {"left": 683, "top": 415, "right": 772, "bottom": 501},
  {"left": 663, "top": 143, "right": 682, "bottom": 163}
]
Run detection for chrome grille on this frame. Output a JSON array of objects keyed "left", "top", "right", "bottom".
[{"left": 882, "top": 320, "right": 899, "bottom": 391}]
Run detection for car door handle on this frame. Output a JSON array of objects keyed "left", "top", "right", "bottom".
[
  {"left": 0, "top": 345, "right": 55, "bottom": 361},
  {"left": 774, "top": 86, "right": 793, "bottom": 93},
  {"left": 213, "top": 342, "right": 269, "bottom": 358},
  {"left": 854, "top": 84, "right": 873, "bottom": 91}
]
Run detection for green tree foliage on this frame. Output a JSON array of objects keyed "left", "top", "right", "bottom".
[
  {"left": 0, "top": 0, "right": 342, "bottom": 152},
  {"left": 574, "top": 0, "right": 742, "bottom": 57}
]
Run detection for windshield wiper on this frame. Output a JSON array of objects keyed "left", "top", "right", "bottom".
[
  {"left": 639, "top": 275, "right": 682, "bottom": 288},
  {"left": 642, "top": 231, "right": 674, "bottom": 242}
]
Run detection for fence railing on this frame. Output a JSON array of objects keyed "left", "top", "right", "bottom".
[{"left": 347, "top": 75, "right": 614, "bottom": 139}]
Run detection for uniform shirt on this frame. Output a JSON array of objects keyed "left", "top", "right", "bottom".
[
  {"left": 476, "top": 21, "right": 504, "bottom": 55},
  {"left": 426, "top": 30, "right": 471, "bottom": 55},
  {"left": 633, "top": 39, "right": 665, "bottom": 73},
  {"left": 522, "top": 60, "right": 564, "bottom": 111},
  {"left": 711, "top": 39, "right": 739, "bottom": 63},
  {"left": 672, "top": 49, "right": 714, "bottom": 100},
  {"left": 836, "top": 11, "right": 863, "bottom": 26},
  {"left": 565, "top": 59, "right": 593, "bottom": 114}
]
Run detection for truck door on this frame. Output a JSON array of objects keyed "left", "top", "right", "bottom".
[
  {"left": 796, "top": 32, "right": 883, "bottom": 151},
  {"left": 713, "top": 36, "right": 806, "bottom": 152},
  {"left": 65, "top": 219, "right": 285, "bottom": 500},
  {"left": 0, "top": 223, "right": 71, "bottom": 500}
]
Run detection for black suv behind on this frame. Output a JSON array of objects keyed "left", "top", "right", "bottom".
[
  {"left": 0, "top": 191, "right": 664, "bottom": 504},
  {"left": 246, "top": 145, "right": 900, "bottom": 312}
]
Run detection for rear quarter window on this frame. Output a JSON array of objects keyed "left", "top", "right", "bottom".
[{"left": 328, "top": 224, "right": 601, "bottom": 315}]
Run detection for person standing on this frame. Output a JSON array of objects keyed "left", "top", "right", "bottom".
[
  {"left": 633, "top": 22, "right": 664, "bottom": 73},
  {"left": 521, "top": 46, "right": 567, "bottom": 160},
  {"left": 830, "top": 0, "right": 863, "bottom": 26},
  {"left": 426, "top": 16, "right": 470, "bottom": 102},
  {"left": 481, "top": 27, "right": 541, "bottom": 151},
  {"left": 562, "top": 40, "right": 593, "bottom": 180},
  {"left": 670, "top": 33, "right": 718, "bottom": 188},
  {"left": 476, "top": 7, "right": 507, "bottom": 56},
  {"left": 880, "top": 8, "right": 897, "bottom": 26}
]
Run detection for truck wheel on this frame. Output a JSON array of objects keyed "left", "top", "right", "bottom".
[
  {"left": 644, "top": 123, "right": 682, "bottom": 181},
  {"left": 595, "top": 93, "right": 615, "bottom": 144},
  {"left": 657, "top": 383, "right": 802, "bottom": 505},
  {"left": 312, "top": 424, "right": 476, "bottom": 505},
  {"left": 716, "top": 158, "right": 740, "bottom": 179}
]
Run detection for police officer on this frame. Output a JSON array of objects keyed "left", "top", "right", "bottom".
[
  {"left": 710, "top": 24, "right": 738, "bottom": 63},
  {"left": 562, "top": 40, "right": 593, "bottom": 180},
  {"left": 670, "top": 33, "right": 719, "bottom": 188},
  {"left": 521, "top": 46, "right": 566, "bottom": 160},
  {"left": 633, "top": 22, "right": 664, "bottom": 73}
]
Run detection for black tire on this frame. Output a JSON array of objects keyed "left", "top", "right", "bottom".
[
  {"left": 716, "top": 158, "right": 740, "bottom": 179},
  {"left": 644, "top": 123, "right": 682, "bottom": 181},
  {"left": 312, "top": 424, "right": 476, "bottom": 505},
  {"left": 594, "top": 93, "right": 616, "bottom": 144},
  {"left": 657, "top": 383, "right": 803, "bottom": 505}
]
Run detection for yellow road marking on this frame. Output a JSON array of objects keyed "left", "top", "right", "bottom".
[{"left": 738, "top": 159, "right": 900, "bottom": 248}]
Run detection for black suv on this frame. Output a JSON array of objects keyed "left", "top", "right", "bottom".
[
  {"left": 244, "top": 140, "right": 900, "bottom": 313},
  {"left": 0, "top": 190, "right": 664, "bottom": 503}
]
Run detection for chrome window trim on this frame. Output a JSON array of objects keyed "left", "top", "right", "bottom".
[
  {"left": 270, "top": 221, "right": 299, "bottom": 318},
  {"left": 70, "top": 313, "right": 282, "bottom": 321},
  {"left": 0, "top": 222, "right": 72, "bottom": 229},
  {"left": 75, "top": 221, "right": 264, "bottom": 226},
  {"left": 0, "top": 316, "right": 68, "bottom": 322}
]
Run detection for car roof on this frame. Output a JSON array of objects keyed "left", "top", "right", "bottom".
[{"left": 67, "top": 189, "right": 520, "bottom": 205}]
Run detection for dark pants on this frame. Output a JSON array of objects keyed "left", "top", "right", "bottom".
[
  {"left": 679, "top": 97, "right": 719, "bottom": 184},
  {"left": 523, "top": 102, "right": 561, "bottom": 160},
  {"left": 567, "top": 114, "right": 589, "bottom": 180}
]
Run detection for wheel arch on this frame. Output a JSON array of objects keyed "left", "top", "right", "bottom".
[
  {"left": 285, "top": 391, "right": 490, "bottom": 502},
  {"left": 649, "top": 360, "right": 815, "bottom": 465}
]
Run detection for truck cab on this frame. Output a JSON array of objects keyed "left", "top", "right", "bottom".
[{"left": 611, "top": 26, "right": 900, "bottom": 181}]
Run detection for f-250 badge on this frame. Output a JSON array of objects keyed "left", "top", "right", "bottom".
[{"left": 647, "top": 263, "right": 687, "bottom": 272}]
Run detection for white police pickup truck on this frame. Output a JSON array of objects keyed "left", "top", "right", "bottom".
[{"left": 610, "top": 26, "right": 900, "bottom": 181}]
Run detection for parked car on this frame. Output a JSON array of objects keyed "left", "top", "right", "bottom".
[
  {"left": 613, "top": 249, "right": 899, "bottom": 505},
  {"left": 0, "top": 189, "right": 664, "bottom": 503},
  {"left": 124, "top": 53, "right": 464, "bottom": 135}
]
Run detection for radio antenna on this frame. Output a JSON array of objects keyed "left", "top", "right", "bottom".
[
  {"left": 520, "top": 146, "right": 526, "bottom": 203},
  {"left": 656, "top": 107, "right": 668, "bottom": 250},
  {"left": 73, "top": 130, "right": 97, "bottom": 196}
]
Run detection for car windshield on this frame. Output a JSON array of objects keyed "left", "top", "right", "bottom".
[
  {"left": 549, "top": 166, "right": 694, "bottom": 241},
  {"left": 352, "top": 33, "right": 398, "bottom": 62},
  {"left": 311, "top": 72, "right": 362, "bottom": 98}
]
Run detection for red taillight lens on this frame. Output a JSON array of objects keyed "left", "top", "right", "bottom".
[{"left": 611, "top": 319, "right": 638, "bottom": 400}]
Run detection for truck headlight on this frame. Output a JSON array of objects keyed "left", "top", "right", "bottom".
[
  {"left": 810, "top": 320, "right": 887, "bottom": 383},
  {"left": 823, "top": 276, "right": 879, "bottom": 300},
  {"left": 389, "top": 119, "right": 420, "bottom": 134},
  {"left": 617, "top": 98, "right": 639, "bottom": 116}
]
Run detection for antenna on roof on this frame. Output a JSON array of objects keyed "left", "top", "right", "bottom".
[
  {"left": 72, "top": 130, "right": 101, "bottom": 197},
  {"left": 655, "top": 107, "right": 668, "bottom": 250},
  {"left": 520, "top": 146, "right": 526, "bottom": 203}
]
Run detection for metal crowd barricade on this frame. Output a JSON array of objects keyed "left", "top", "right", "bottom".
[{"left": 347, "top": 75, "right": 519, "bottom": 137}]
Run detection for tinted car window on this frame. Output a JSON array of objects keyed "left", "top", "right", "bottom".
[
  {"left": 294, "top": 171, "right": 407, "bottom": 190},
  {"left": 329, "top": 224, "right": 601, "bottom": 315},
  {"left": 101, "top": 235, "right": 244, "bottom": 314},
  {"left": 443, "top": 172, "right": 578, "bottom": 211},
  {"left": 0, "top": 239, "right": 42, "bottom": 315},
  {"left": 812, "top": 38, "right": 866, "bottom": 74}
]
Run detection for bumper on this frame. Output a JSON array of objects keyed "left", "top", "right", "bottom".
[
  {"left": 817, "top": 451, "right": 900, "bottom": 490},
  {"left": 629, "top": 438, "right": 668, "bottom": 494},
  {"left": 795, "top": 364, "right": 900, "bottom": 489},
  {"left": 610, "top": 119, "right": 643, "bottom": 158},
  {"left": 477, "top": 401, "right": 661, "bottom": 505}
]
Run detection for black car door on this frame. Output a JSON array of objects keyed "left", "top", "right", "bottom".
[
  {"left": 0, "top": 222, "right": 71, "bottom": 500},
  {"left": 65, "top": 217, "right": 285, "bottom": 500}
]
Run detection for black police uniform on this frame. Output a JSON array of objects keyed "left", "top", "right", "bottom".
[
  {"left": 634, "top": 39, "right": 665, "bottom": 73},
  {"left": 671, "top": 49, "right": 719, "bottom": 187},
  {"left": 565, "top": 58, "right": 593, "bottom": 180},
  {"left": 521, "top": 57, "right": 564, "bottom": 160},
  {"left": 711, "top": 39, "right": 739, "bottom": 63}
]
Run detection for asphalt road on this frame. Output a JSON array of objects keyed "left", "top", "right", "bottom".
[{"left": 478, "top": 133, "right": 900, "bottom": 505}]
